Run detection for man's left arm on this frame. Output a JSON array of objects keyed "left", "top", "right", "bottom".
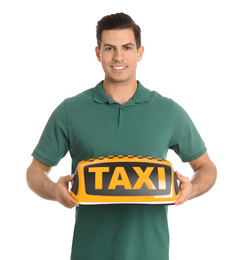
[{"left": 174, "top": 152, "right": 217, "bottom": 205}]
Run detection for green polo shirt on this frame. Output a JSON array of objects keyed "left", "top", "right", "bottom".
[{"left": 32, "top": 81, "right": 206, "bottom": 260}]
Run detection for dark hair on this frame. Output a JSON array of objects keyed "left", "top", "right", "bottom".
[{"left": 96, "top": 12, "right": 141, "bottom": 49}]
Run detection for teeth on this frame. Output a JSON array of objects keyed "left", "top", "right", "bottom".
[{"left": 113, "top": 66, "right": 126, "bottom": 70}]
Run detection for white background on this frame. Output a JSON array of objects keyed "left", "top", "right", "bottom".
[{"left": 0, "top": 0, "right": 233, "bottom": 259}]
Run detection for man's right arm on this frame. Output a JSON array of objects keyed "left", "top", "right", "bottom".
[{"left": 26, "top": 158, "right": 79, "bottom": 208}]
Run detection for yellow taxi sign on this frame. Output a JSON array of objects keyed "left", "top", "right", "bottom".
[{"left": 70, "top": 155, "right": 180, "bottom": 205}]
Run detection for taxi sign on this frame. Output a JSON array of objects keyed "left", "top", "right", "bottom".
[{"left": 70, "top": 155, "right": 180, "bottom": 205}]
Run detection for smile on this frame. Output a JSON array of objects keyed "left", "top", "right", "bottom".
[{"left": 111, "top": 66, "right": 127, "bottom": 71}]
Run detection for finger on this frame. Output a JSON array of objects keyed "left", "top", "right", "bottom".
[
  {"left": 58, "top": 175, "right": 76, "bottom": 187},
  {"left": 56, "top": 180, "right": 79, "bottom": 208},
  {"left": 62, "top": 191, "right": 79, "bottom": 208},
  {"left": 175, "top": 171, "right": 184, "bottom": 181},
  {"left": 68, "top": 196, "right": 79, "bottom": 207},
  {"left": 174, "top": 200, "right": 181, "bottom": 206},
  {"left": 64, "top": 185, "right": 79, "bottom": 206},
  {"left": 65, "top": 200, "right": 79, "bottom": 208},
  {"left": 175, "top": 171, "right": 190, "bottom": 184},
  {"left": 174, "top": 188, "right": 187, "bottom": 205},
  {"left": 174, "top": 195, "right": 185, "bottom": 206},
  {"left": 62, "top": 174, "right": 76, "bottom": 183},
  {"left": 174, "top": 172, "right": 185, "bottom": 205}
]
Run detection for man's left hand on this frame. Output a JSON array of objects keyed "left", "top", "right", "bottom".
[{"left": 174, "top": 171, "right": 193, "bottom": 206}]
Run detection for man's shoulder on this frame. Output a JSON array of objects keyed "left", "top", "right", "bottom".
[
  {"left": 149, "top": 88, "right": 192, "bottom": 120},
  {"left": 65, "top": 88, "right": 94, "bottom": 104},
  {"left": 148, "top": 88, "right": 174, "bottom": 107}
]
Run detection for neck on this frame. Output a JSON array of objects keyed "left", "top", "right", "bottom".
[{"left": 103, "top": 77, "right": 138, "bottom": 105}]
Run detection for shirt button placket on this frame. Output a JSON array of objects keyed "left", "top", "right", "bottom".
[{"left": 119, "top": 106, "right": 124, "bottom": 127}]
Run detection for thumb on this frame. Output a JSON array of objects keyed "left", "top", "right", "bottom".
[
  {"left": 63, "top": 174, "right": 76, "bottom": 183},
  {"left": 175, "top": 171, "right": 186, "bottom": 182},
  {"left": 58, "top": 174, "right": 76, "bottom": 185}
]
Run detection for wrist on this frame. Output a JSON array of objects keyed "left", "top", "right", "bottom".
[
  {"left": 190, "top": 180, "right": 200, "bottom": 200},
  {"left": 41, "top": 177, "right": 57, "bottom": 201},
  {"left": 49, "top": 181, "right": 59, "bottom": 201}
]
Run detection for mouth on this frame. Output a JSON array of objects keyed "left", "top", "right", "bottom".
[{"left": 111, "top": 66, "right": 127, "bottom": 71}]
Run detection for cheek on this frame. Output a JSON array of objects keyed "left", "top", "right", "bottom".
[
  {"left": 100, "top": 52, "right": 112, "bottom": 61},
  {"left": 129, "top": 52, "right": 139, "bottom": 64},
  {"left": 101, "top": 60, "right": 109, "bottom": 71},
  {"left": 100, "top": 56, "right": 111, "bottom": 69}
]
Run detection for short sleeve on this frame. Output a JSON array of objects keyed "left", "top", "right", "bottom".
[
  {"left": 32, "top": 100, "right": 70, "bottom": 166},
  {"left": 169, "top": 102, "right": 207, "bottom": 162}
]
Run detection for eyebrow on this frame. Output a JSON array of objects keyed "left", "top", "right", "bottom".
[{"left": 103, "top": 42, "right": 135, "bottom": 48}]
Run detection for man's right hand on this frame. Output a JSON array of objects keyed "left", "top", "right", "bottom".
[
  {"left": 53, "top": 174, "right": 79, "bottom": 208},
  {"left": 26, "top": 158, "right": 79, "bottom": 209}
]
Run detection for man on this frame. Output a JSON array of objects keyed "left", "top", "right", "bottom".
[{"left": 26, "top": 13, "right": 217, "bottom": 260}]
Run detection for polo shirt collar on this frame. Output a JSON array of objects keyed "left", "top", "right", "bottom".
[{"left": 93, "top": 81, "right": 150, "bottom": 105}]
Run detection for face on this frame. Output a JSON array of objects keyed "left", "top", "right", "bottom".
[{"left": 95, "top": 29, "right": 144, "bottom": 84}]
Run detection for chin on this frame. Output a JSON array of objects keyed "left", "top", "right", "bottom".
[{"left": 106, "top": 74, "right": 134, "bottom": 84}]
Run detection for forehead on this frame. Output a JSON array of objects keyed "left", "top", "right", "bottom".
[{"left": 101, "top": 29, "right": 136, "bottom": 46}]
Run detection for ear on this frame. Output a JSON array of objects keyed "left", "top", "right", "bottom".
[
  {"left": 95, "top": 46, "right": 101, "bottom": 62},
  {"left": 137, "top": 46, "right": 144, "bottom": 62}
]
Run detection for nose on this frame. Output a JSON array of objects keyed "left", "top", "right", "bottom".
[{"left": 113, "top": 48, "right": 124, "bottom": 62}]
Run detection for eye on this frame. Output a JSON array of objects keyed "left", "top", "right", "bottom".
[
  {"left": 125, "top": 46, "right": 133, "bottom": 50},
  {"left": 105, "top": 47, "right": 113, "bottom": 51}
]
